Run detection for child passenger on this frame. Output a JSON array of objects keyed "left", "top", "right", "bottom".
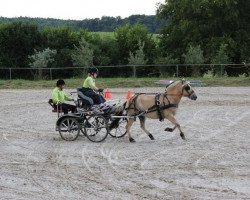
[{"left": 51, "top": 79, "right": 76, "bottom": 114}]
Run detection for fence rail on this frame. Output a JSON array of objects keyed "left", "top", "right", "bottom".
[{"left": 0, "top": 64, "right": 249, "bottom": 80}]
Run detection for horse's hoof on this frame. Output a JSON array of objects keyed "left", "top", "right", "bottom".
[
  {"left": 129, "top": 138, "right": 136, "bottom": 143},
  {"left": 180, "top": 133, "right": 186, "bottom": 140},
  {"left": 148, "top": 134, "right": 155, "bottom": 140},
  {"left": 165, "top": 127, "right": 173, "bottom": 132}
]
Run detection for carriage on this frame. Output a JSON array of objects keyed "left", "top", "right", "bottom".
[
  {"left": 49, "top": 80, "right": 198, "bottom": 143},
  {"left": 48, "top": 88, "right": 127, "bottom": 142}
]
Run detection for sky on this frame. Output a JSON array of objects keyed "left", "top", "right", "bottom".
[{"left": 0, "top": 0, "right": 165, "bottom": 20}]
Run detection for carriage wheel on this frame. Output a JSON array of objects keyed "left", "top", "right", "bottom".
[
  {"left": 109, "top": 118, "right": 127, "bottom": 138},
  {"left": 58, "top": 117, "right": 80, "bottom": 141},
  {"left": 84, "top": 115, "right": 109, "bottom": 142}
]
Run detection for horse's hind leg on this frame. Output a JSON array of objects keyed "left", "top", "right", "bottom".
[
  {"left": 139, "top": 116, "right": 155, "bottom": 140},
  {"left": 165, "top": 114, "right": 186, "bottom": 140},
  {"left": 126, "top": 118, "right": 136, "bottom": 142}
]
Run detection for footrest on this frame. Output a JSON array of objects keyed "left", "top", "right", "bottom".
[{"left": 52, "top": 110, "right": 63, "bottom": 113}]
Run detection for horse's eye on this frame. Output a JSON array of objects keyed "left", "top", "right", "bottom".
[{"left": 185, "top": 85, "right": 190, "bottom": 90}]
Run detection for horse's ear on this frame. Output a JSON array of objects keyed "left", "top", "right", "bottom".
[{"left": 181, "top": 78, "right": 186, "bottom": 84}]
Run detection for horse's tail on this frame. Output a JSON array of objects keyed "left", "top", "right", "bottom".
[{"left": 109, "top": 101, "right": 127, "bottom": 130}]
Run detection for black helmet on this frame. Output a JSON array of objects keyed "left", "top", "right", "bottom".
[
  {"left": 88, "top": 67, "right": 98, "bottom": 75},
  {"left": 56, "top": 79, "right": 65, "bottom": 86}
]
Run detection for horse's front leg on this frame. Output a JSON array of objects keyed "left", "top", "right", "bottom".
[
  {"left": 165, "top": 125, "right": 177, "bottom": 132},
  {"left": 165, "top": 114, "right": 186, "bottom": 140},
  {"left": 126, "top": 118, "right": 136, "bottom": 142},
  {"left": 139, "top": 116, "right": 155, "bottom": 140}
]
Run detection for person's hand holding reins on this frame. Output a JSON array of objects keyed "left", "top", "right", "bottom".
[{"left": 98, "top": 88, "right": 104, "bottom": 93}]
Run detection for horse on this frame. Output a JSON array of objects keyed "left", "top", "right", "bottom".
[{"left": 109, "top": 79, "right": 197, "bottom": 142}]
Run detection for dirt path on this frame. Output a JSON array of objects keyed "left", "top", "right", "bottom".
[{"left": 0, "top": 87, "right": 250, "bottom": 199}]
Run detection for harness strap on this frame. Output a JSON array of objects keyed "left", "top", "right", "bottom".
[
  {"left": 155, "top": 94, "right": 164, "bottom": 121},
  {"left": 125, "top": 94, "right": 143, "bottom": 120},
  {"left": 147, "top": 103, "right": 178, "bottom": 112},
  {"left": 149, "top": 94, "right": 178, "bottom": 121},
  {"left": 126, "top": 93, "right": 178, "bottom": 121}
]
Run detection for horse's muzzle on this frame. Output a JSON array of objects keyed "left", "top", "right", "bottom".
[{"left": 189, "top": 93, "right": 197, "bottom": 100}]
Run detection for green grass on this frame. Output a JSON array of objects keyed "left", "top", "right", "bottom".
[
  {"left": 201, "top": 76, "right": 250, "bottom": 86},
  {"left": 93, "top": 32, "right": 160, "bottom": 42},
  {"left": 94, "top": 32, "right": 115, "bottom": 39},
  {"left": 0, "top": 77, "right": 249, "bottom": 89}
]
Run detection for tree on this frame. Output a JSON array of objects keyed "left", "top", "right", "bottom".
[
  {"left": 0, "top": 21, "right": 42, "bottom": 69},
  {"left": 90, "top": 33, "right": 119, "bottom": 66},
  {"left": 157, "top": 0, "right": 250, "bottom": 67},
  {"left": 0, "top": 15, "right": 164, "bottom": 33},
  {"left": 183, "top": 45, "right": 204, "bottom": 64},
  {"left": 71, "top": 37, "right": 94, "bottom": 67},
  {"left": 211, "top": 44, "right": 231, "bottom": 76},
  {"left": 114, "top": 23, "right": 156, "bottom": 64},
  {"left": 156, "top": 55, "right": 180, "bottom": 77},
  {"left": 128, "top": 40, "right": 148, "bottom": 65},
  {"left": 29, "top": 48, "right": 57, "bottom": 79},
  {"left": 182, "top": 45, "right": 204, "bottom": 76},
  {"left": 41, "top": 26, "right": 79, "bottom": 68},
  {"left": 211, "top": 44, "right": 230, "bottom": 64}
]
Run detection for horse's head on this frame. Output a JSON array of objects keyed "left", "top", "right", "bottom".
[
  {"left": 181, "top": 80, "right": 197, "bottom": 100},
  {"left": 165, "top": 79, "right": 197, "bottom": 100}
]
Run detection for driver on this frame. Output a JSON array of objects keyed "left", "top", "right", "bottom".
[{"left": 80, "top": 67, "right": 106, "bottom": 105}]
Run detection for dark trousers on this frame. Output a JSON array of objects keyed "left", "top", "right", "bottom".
[
  {"left": 81, "top": 88, "right": 106, "bottom": 105},
  {"left": 54, "top": 103, "right": 76, "bottom": 114}
]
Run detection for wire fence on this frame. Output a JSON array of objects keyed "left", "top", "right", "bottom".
[{"left": 0, "top": 64, "right": 249, "bottom": 80}]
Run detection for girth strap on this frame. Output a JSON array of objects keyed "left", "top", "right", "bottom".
[{"left": 148, "top": 94, "right": 178, "bottom": 121}]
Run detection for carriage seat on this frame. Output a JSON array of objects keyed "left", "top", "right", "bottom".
[
  {"left": 48, "top": 99, "right": 63, "bottom": 113},
  {"left": 77, "top": 88, "right": 94, "bottom": 107}
]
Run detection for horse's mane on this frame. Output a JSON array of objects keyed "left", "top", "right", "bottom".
[
  {"left": 165, "top": 80, "right": 188, "bottom": 94},
  {"left": 166, "top": 80, "right": 183, "bottom": 89}
]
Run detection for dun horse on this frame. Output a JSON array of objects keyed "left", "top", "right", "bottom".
[{"left": 110, "top": 79, "right": 197, "bottom": 142}]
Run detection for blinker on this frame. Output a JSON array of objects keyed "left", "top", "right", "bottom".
[{"left": 185, "top": 85, "right": 190, "bottom": 91}]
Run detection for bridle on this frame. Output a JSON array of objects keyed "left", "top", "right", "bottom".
[
  {"left": 181, "top": 83, "right": 195, "bottom": 98},
  {"left": 125, "top": 81, "right": 196, "bottom": 121},
  {"left": 164, "top": 82, "right": 194, "bottom": 98}
]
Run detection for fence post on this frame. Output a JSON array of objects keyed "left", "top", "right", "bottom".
[
  {"left": 133, "top": 65, "right": 136, "bottom": 78},
  {"left": 9, "top": 68, "right": 12, "bottom": 80},
  {"left": 50, "top": 68, "right": 52, "bottom": 80},
  {"left": 220, "top": 64, "right": 223, "bottom": 77},
  {"left": 176, "top": 64, "right": 179, "bottom": 77}
]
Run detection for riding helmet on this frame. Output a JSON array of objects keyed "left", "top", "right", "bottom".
[{"left": 88, "top": 67, "right": 98, "bottom": 75}]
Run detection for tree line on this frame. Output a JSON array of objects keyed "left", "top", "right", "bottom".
[
  {"left": 157, "top": 0, "right": 250, "bottom": 76},
  {"left": 0, "top": 0, "right": 249, "bottom": 79},
  {"left": 0, "top": 15, "right": 165, "bottom": 33}
]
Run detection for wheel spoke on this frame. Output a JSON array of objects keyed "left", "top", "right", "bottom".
[
  {"left": 84, "top": 115, "right": 108, "bottom": 142},
  {"left": 70, "top": 119, "right": 74, "bottom": 127},
  {"left": 61, "top": 123, "right": 68, "bottom": 129},
  {"left": 109, "top": 119, "right": 127, "bottom": 138},
  {"left": 58, "top": 117, "right": 80, "bottom": 141}
]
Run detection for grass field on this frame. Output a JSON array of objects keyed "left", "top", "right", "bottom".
[
  {"left": 94, "top": 32, "right": 160, "bottom": 42},
  {"left": 0, "top": 77, "right": 249, "bottom": 89}
]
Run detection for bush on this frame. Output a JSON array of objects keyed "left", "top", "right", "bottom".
[{"left": 182, "top": 45, "right": 204, "bottom": 76}]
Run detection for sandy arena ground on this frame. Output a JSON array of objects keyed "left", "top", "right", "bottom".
[{"left": 0, "top": 87, "right": 250, "bottom": 200}]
